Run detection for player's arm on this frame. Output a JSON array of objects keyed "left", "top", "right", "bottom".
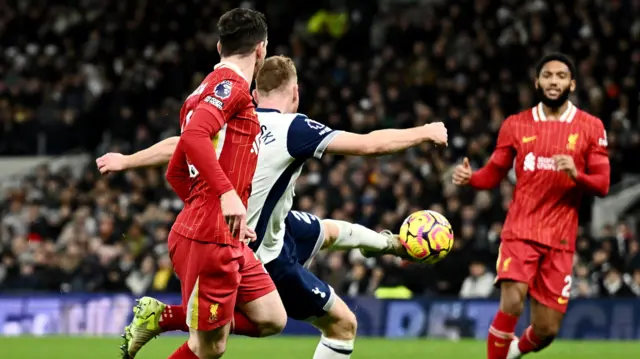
[
  {"left": 165, "top": 142, "right": 191, "bottom": 201},
  {"left": 179, "top": 107, "right": 234, "bottom": 196},
  {"left": 555, "top": 122, "right": 610, "bottom": 197},
  {"left": 125, "top": 136, "right": 178, "bottom": 167},
  {"left": 285, "top": 115, "right": 447, "bottom": 160},
  {"left": 325, "top": 123, "right": 448, "bottom": 156},
  {"left": 456, "top": 118, "right": 515, "bottom": 189},
  {"left": 96, "top": 137, "right": 179, "bottom": 174}
]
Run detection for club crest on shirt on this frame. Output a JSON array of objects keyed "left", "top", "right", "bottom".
[
  {"left": 305, "top": 118, "right": 325, "bottom": 130},
  {"left": 566, "top": 133, "right": 579, "bottom": 151},
  {"left": 208, "top": 303, "right": 219, "bottom": 323},
  {"left": 214, "top": 80, "right": 233, "bottom": 99}
]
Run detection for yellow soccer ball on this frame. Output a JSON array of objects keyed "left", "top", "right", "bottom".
[{"left": 398, "top": 210, "right": 454, "bottom": 264}]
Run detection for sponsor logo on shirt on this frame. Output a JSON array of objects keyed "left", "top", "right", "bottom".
[{"left": 523, "top": 152, "right": 557, "bottom": 172}]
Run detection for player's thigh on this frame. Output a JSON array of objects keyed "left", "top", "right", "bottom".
[
  {"left": 312, "top": 295, "right": 357, "bottom": 340},
  {"left": 285, "top": 211, "right": 325, "bottom": 268},
  {"left": 495, "top": 239, "right": 541, "bottom": 285},
  {"left": 530, "top": 248, "right": 573, "bottom": 315},
  {"left": 174, "top": 235, "right": 243, "bottom": 331},
  {"left": 496, "top": 240, "right": 542, "bottom": 312},
  {"left": 266, "top": 258, "right": 336, "bottom": 322},
  {"left": 236, "top": 244, "right": 285, "bottom": 326}
]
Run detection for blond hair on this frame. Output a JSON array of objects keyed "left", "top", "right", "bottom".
[{"left": 256, "top": 55, "right": 297, "bottom": 94}]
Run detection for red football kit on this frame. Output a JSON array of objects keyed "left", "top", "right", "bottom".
[
  {"left": 469, "top": 102, "right": 610, "bottom": 312},
  {"left": 165, "top": 63, "right": 275, "bottom": 331}
]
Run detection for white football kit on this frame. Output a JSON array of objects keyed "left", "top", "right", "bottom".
[{"left": 246, "top": 108, "right": 341, "bottom": 320}]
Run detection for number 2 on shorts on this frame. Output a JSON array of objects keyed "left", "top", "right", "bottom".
[{"left": 561, "top": 275, "right": 572, "bottom": 297}]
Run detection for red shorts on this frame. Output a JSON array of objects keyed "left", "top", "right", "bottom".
[
  {"left": 168, "top": 231, "right": 276, "bottom": 331},
  {"left": 495, "top": 239, "right": 573, "bottom": 313}
]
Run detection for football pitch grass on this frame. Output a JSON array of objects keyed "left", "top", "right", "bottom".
[{"left": 1, "top": 336, "right": 638, "bottom": 359}]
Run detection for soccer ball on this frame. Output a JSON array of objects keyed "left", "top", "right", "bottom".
[{"left": 398, "top": 210, "right": 454, "bottom": 264}]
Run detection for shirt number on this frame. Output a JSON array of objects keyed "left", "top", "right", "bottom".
[{"left": 183, "top": 109, "right": 199, "bottom": 178}]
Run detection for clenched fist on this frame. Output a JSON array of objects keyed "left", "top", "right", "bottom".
[
  {"left": 96, "top": 153, "right": 129, "bottom": 174},
  {"left": 452, "top": 157, "right": 472, "bottom": 185},
  {"left": 424, "top": 122, "right": 448, "bottom": 146}
]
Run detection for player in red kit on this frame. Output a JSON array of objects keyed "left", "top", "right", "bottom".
[
  {"left": 453, "top": 53, "right": 610, "bottom": 359},
  {"left": 144, "top": 9, "right": 286, "bottom": 359}
]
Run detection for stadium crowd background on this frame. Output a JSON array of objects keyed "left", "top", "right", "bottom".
[{"left": 0, "top": 0, "right": 639, "bottom": 300}]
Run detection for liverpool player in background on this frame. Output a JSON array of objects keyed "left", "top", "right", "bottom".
[
  {"left": 452, "top": 53, "right": 610, "bottom": 359},
  {"left": 135, "top": 9, "right": 286, "bottom": 359}
]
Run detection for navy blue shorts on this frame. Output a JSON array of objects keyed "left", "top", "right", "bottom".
[{"left": 264, "top": 211, "right": 335, "bottom": 321}]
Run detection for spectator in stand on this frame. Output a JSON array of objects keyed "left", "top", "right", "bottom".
[{"left": 459, "top": 261, "right": 496, "bottom": 299}]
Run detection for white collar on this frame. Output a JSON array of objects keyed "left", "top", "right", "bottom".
[
  {"left": 532, "top": 101, "right": 577, "bottom": 123},
  {"left": 214, "top": 62, "right": 248, "bottom": 83}
]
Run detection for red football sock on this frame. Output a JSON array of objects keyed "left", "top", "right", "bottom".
[
  {"left": 231, "top": 310, "right": 261, "bottom": 337},
  {"left": 487, "top": 310, "right": 518, "bottom": 359},
  {"left": 168, "top": 342, "right": 198, "bottom": 359},
  {"left": 159, "top": 305, "right": 189, "bottom": 332},
  {"left": 517, "top": 325, "right": 544, "bottom": 354}
]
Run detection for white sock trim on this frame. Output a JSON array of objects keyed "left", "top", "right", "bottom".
[{"left": 320, "top": 336, "right": 354, "bottom": 352}]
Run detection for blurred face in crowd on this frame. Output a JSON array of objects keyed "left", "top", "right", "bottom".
[
  {"left": 535, "top": 60, "right": 576, "bottom": 109},
  {"left": 469, "top": 262, "right": 486, "bottom": 278}
]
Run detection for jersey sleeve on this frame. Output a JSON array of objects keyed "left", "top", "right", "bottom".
[
  {"left": 286, "top": 115, "right": 341, "bottom": 159},
  {"left": 587, "top": 118, "right": 609, "bottom": 165},
  {"left": 194, "top": 77, "right": 251, "bottom": 131},
  {"left": 574, "top": 118, "right": 610, "bottom": 197},
  {"left": 490, "top": 117, "right": 517, "bottom": 169}
]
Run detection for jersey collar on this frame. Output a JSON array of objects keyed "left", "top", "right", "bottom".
[
  {"left": 256, "top": 108, "right": 281, "bottom": 113},
  {"left": 214, "top": 62, "right": 248, "bottom": 83},
  {"left": 532, "top": 101, "right": 577, "bottom": 123}
]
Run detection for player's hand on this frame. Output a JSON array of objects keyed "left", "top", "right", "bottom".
[
  {"left": 244, "top": 227, "right": 257, "bottom": 244},
  {"left": 220, "top": 190, "right": 249, "bottom": 242},
  {"left": 424, "top": 122, "right": 448, "bottom": 146},
  {"left": 96, "top": 153, "right": 129, "bottom": 174},
  {"left": 553, "top": 155, "right": 578, "bottom": 179},
  {"left": 452, "top": 157, "right": 472, "bottom": 185}
]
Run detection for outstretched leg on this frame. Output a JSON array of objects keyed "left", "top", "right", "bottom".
[{"left": 320, "top": 219, "right": 409, "bottom": 258}]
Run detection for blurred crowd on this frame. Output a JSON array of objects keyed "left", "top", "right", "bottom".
[{"left": 1, "top": 0, "right": 640, "bottom": 299}]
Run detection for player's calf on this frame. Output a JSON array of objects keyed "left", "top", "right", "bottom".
[
  {"left": 487, "top": 281, "right": 528, "bottom": 359},
  {"left": 184, "top": 326, "right": 230, "bottom": 359},
  {"left": 514, "top": 298, "right": 563, "bottom": 356},
  {"left": 312, "top": 296, "right": 357, "bottom": 359}
]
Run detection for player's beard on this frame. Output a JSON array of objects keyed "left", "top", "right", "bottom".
[{"left": 536, "top": 86, "right": 571, "bottom": 110}]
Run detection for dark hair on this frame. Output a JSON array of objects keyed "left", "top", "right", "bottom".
[
  {"left": 535, "top": 53, "right": 576, "bottom": 79},
  {"left": 217, "top": 8, "right": 268, "bottom": 57}
]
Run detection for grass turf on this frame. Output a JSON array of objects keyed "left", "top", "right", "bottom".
[{"left": 0, "top": 336, "right": 637, "bottom": 358}]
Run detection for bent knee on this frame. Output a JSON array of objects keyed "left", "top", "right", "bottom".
[
  {"left": 531, "top": 321, "right": 560, "bottom": 339},
  {"left": 499, "top": 281, "right": 528, "bottom": 316},
  {"left": 262, "top": 311, "right": 287, "bottom": 336},
  {"left": 322, "top": 309, "right": 358, "bottom": 341}
]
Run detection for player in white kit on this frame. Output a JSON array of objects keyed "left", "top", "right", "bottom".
[{"left": 97, "top": 56, "right": 447, "bottom": 359}]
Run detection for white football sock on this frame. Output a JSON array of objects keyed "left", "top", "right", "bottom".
[
  {"left": 507, "top": 337, "right": 522, "bottom": 359},
  {"left": 323, "top": 220, "right": 388, "bottom": 251},
  {"left": 313, "top": 336, "right": 354, "bottom": 359}
]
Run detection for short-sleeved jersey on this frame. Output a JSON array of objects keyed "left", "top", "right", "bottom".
[
  {"left": 247, "top": 108, "right": 341, "bottom": 264},
  {"left": 171, "top": 64, "right": 260, "bottom": 245},
  {"left": 493, "top": 101, "right": 608, "bottom": 251}
]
